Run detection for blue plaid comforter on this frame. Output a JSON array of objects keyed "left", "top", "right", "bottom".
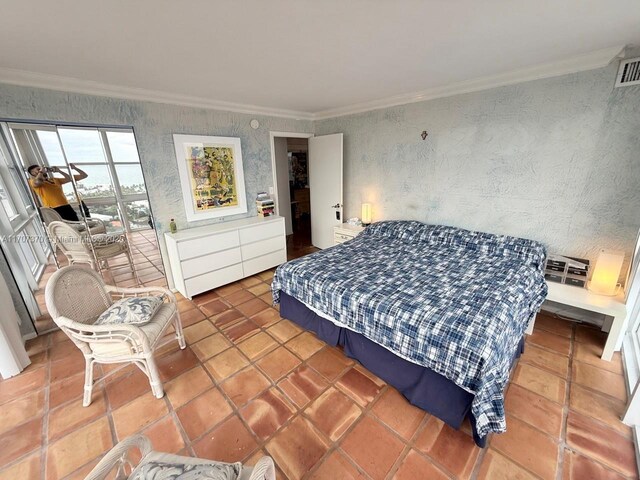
[{"left": 272, "top": 221, "right": 547, "bottom": 438}]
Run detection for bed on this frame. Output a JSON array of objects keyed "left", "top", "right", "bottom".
[{"left": 272, "top": 220, "right": 548, "bottom": 446}]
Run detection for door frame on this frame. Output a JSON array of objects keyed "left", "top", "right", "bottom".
[{"left": 269, "top": 131, "right": 314, "bottom": 218}]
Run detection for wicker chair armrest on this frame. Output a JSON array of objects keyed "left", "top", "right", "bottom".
[
  {"left": 84, "top": 434, "right": 153, "bottom": 480},
  {"left": 62, "top": 218, "right": 103, "bottom": 230},
  {"left": 55, "top": 316, "right": 151, "bottom": 352},
  {"left": 88, "top": 218, "right": 106, "bottom": 228},
  {"left": 55, "top": 315, "right": 145, "bottom": 334},
  {"left": 105, "top": 285, "right": 177, "bottom": 303},
  {"left": 62, "top": 220, "right": 85, "bottom": 227}
]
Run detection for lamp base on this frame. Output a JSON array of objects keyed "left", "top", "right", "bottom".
[{"left": 587, "top": 281, "right": 622, "bottom": 297}]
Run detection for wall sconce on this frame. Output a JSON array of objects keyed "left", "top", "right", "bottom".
[
  {"left": 588, "top": 249, "right": 625, "bottom": 296},
  {"left": 421, "top": 131, "right": 428, "bottom": 140},
  {"left": 361, "top": 203, "right": 372, "bottom": 226}
]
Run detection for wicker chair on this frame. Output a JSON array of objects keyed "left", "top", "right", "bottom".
[
  {"left": 40, "top": 206, "right": 107, "bottom": 235},
  {"left": 47, "top": 220, "right": 136, "bottom": 276},
  {"left": 85, "top": 434, "right": 276, "bottom": 480},
  {"left": 45, "top": 265, "right": 186, "bottom": 406}
]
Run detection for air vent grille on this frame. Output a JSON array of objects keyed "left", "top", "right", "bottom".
[{"left": 615, "top": 57, "right": 640, "bottom": 87}]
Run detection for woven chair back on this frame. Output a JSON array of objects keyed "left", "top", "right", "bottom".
[
  {"left": 40, "top": 207, "right": 63, "bottom": 226},
  {"left": 45, "top": 265, "right": 113, "bottom": 325}
]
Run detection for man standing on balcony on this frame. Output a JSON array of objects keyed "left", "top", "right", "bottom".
[{"left": 27, "top": 163, "right": 88, "bottom": 221}]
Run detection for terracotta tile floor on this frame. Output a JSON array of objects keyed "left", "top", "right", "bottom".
[{"left": 2, "top": 263, "right": 638, "bottom": 478}]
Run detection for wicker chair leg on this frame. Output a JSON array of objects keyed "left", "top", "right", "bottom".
[
  {"left": 83, "top": 357, "right": 95, "bottom": 407},
  {"left": 174, "top": 314, "right": 186, "bottom": 350},
  {"left": 145, "top": 355, "right": 164, "bottom": 399},
  {"left": 124, "top": 248, "right": 140, "bottom": 285}
]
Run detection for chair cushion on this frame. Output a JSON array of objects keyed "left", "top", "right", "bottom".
[
  {"left": 95, "top": 296, "right": 163, "bottom": 326},
  {"left": 90, "top": 303, "right": 176, "bottom": 357},
  {"left": 129, "top": 457, "right": 242, "bottom": 480}
]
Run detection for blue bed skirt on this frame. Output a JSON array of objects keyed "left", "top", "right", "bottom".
[{"left": 278, "top": 291, "right": 525, "bottom": 447}]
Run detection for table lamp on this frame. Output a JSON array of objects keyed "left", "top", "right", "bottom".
[
  {"left": 361, "top": 203, "right": 372, "bottom": 226},
  {"left": 588, "top": 249, "right": 625, "bottom": 296}
]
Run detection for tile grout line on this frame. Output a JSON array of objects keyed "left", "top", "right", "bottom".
[
  {"left": 383, "top": 413, "right": 434, "bottom": 480},
  {"left": 555, "top": 322, "right": 576, "bottom": 480},
  {"left": 60, "top": 385, "right": 116, "bottom": 480},
  {"left": 188, "top": 292, "right": 281, "bottom": 461},
  {"left": 39, "top": 341, "right": 52, "bottom": 480},
  {"left": 299, "top": 380, "right": 389, "bottom": 480}
]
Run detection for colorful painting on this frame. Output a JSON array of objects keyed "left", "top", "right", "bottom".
[{"left": 173, "top": 135, "right": 247, "bottom": 221}]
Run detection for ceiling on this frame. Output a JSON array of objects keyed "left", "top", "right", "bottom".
[{"left": 0, "top": 0, "right": 639, "bottom": 118}]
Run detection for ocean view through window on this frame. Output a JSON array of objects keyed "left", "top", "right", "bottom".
[{"left": 11, "top": 124, "right": 151, "bottom": 233}]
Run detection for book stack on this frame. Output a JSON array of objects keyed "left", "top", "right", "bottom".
[{"left": 256, "top": 192, "right": 275, "bottom": 217}]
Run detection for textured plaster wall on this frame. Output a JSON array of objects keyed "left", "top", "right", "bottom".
[
  {"left": 0, "top": 83, "right": 313, "bottom": 285},
  {"left": 1, "top": 60, "right": 639, "bottom": 290},
  {"left": 315, "top": 62, "right": 640, "bottom": 270}
]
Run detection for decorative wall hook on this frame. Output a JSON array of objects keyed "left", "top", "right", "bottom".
[{"left": 421, "top": 130, "right": 428, "bottom": 140}]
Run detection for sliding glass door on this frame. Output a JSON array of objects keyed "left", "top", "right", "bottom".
[
  {"left": 8, "top": 124, "right": 150, "bottom": 233},
  {"left": 0, "top": 125, "right": 49, "bottom": 321},
  {"left": 103, "top": 129, "right": 150, "bottom": 230}
]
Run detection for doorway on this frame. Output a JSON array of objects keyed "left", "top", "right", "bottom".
[
  {"left": 270, "top": 131, "right": 344, "bottom": 255},
  {"left": 270, "top": 132, "right": 316, "bottom": 259}
]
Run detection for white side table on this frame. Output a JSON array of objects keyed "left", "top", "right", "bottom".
[
  {"left": 333, "top": 223, "right": 365, "bottom": 245},
  {"left": 540, "top": 282, "right": 627, "bottom": 361}
]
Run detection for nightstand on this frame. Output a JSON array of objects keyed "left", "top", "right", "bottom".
[
  {"left": 537, "top": 281, "right": 628, "bottom": 361},
  {"left": 334, "top": 223, "right": 365, "bottom": 245}
]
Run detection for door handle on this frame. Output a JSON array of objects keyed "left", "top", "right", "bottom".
[{"left": 331, "top": 203, "right": 342, "bottom": 209}]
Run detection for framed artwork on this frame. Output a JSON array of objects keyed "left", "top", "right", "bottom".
[{"left": 172, "top": 134, "right": 247, "bottom": 222}]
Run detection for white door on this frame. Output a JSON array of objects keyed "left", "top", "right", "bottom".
[
  {"left": 308, "top": 133, "right": 343, "bottom": 249},
  {"left": 622, "top": 230, "right": 640, "bottom": 458},
  {"left": 622, "top": 296, "right": 640, "bottom": 460}
]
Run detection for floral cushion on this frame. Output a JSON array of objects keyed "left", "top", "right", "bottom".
[
  {"left": 95, "top": 296, "right": 164, "bottom": 326},
  {"left": 130, "top": 460, "right": 241, "bottom": 480}
]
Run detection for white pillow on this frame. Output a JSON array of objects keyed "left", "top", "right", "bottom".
[{"left": 95, "top": 296, "right": 164, "bottom": 326}]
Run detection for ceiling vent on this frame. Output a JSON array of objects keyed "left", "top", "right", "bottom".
[{"left": 615, "top": 57, "right": 640, "bottom": 87}]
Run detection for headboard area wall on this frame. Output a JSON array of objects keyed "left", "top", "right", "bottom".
[{"left": 315, "top": 59, "right": 640, "bottom": 275}]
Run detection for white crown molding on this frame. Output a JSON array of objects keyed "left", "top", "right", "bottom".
[
  {"left": 0, "top": 67, "right": 314, "bottom": 121},
  {"left": 312, "top": 45, "right": 626, "bottom": 120},
  {"left": 0, "top": 45, "right": 625, "bottom": 122}
]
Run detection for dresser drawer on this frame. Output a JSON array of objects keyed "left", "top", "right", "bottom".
[
  {"left": 239, "top": 220, "right": 284, "bottom": 245},
  {"left": 177, "top": 230, "right": 240, "bottom": 261},
  {"left": 243, "top": 249, "right": 287, "bottom": 277},
  {"left": 241, "top": 235, "right": 286, "bottom": 261},
  {"left": 181, "top": 247, "right": 242, "bottom": 279},
  {"left": 185, "top": 263, "right": 243, "bottom": 297}
]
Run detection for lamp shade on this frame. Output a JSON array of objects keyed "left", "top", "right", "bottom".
[
  {"left": 361, "top": 203, "right": 372, "bottom": 225},
  {"left": 589, "top": 249, "right": 625, "bottom": 296}
]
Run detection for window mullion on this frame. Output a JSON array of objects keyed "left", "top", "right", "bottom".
[{"left": 100, "top": 130, "right": 130, "bottom": 232}]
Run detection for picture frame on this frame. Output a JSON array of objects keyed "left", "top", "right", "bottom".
[{"left": 172, "top": 134, "right": 247, "bottom": 222}]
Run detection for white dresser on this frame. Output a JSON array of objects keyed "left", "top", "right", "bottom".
[{"left": 165, "top": 216, "right": 287, "bottom": 299}]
